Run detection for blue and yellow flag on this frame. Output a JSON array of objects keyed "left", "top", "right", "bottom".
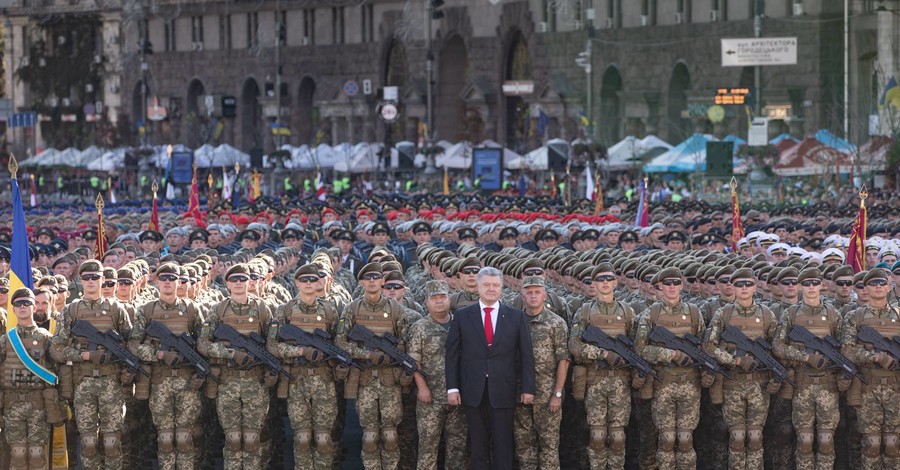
[{"left": 7, "top": 157, "right": 34, "bottom": 330}]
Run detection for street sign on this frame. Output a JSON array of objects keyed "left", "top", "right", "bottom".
[
  {"left": 748, "top": 117, "right": 768, "bottom": 147},
  {"left": 502, "top": 81, "right": 534, "bottom": 96},
  {"left": 721, "top": 37, "right": 797, "bottom": 67},
  {"left": 343, "top": 80, "right": 359, "bottom": 97},
  {"left": 379, "top": 103, "right": 399, "bottom": 123},
  {"left": 148, "top": 97, "right": 167, "bottom": 121},
  {"left": 363, "top": 79, "right": 372, "bottom": 95}
]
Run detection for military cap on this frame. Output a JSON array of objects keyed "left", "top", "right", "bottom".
[
  {"left": 383, "top": 271, "right": 405, "bottom": 284},
  {"left": 863, "top": 269, "right": 889, "bottom": 285},
  {"left": 139, "top": 230, "right": 163, "bottom": 243},
  {"left": 10, "top": 287, "right": 35, "bottom": 304},
  {"left": 102, "top": 267, "right": 117, "bottom": 279},
  {"left": 458, "top": 228, "right": 477, "bottom": 240},
  {"left": 731, "top": 268, "right": 755, "bottom": 283},
  {"left": 591, "top": 262, "right": 615, "bottom": 278},
  {"left": 424, "top": 280, "right": 450, "bottom": 297},
  {"left": 78, "top": 260, "right": 103, "bottom": 274},
  {"left": 0, "top": 277, "right": 8, "bottom": 288},
  {"left": 499, "top": 227, "right": 518, "bottom": 239},
  {"left": 797, "top": 267, "right": 822, "bottom": 283},
  {"left": 35, "top": 227, "right": 56, "bottom": 240},
  {"left": 521, "top": 258, "right": 545, "bottom": 272},
  {"left": 715, "top": 265, "right": 736, "bottom": 279},
  {"left": 337, "top": 230, "right": 356, "bottom": 242},
  {"left": 156, "top": 263, "right": 179, "bottom": 277},
  {"left": 458, "top": 257, "right": 481, "bottom": 272},
  {"left": 619, "top": 231, "right": 639, "bottom": 243},
  {"left": 775, "top": 267, "right": 799, "bottom": 282},
  {"left": 189, "top": 229, "right": 209, "bottom": 242},
  {"left": 369, "top": 222, "right": 391, "bottom": 235},
  {"left": 535, "top": 229, "right": 559, "bottom": 241},
  {"left": 225, "top": 264, "right": 250, "bottom": 279},
  {"left": 821, "top": 248, "right": 846, "bottom": 263},
  {"left": 238, "top": 230, "right": 261, "bottom": 242},
  {"left": 832, "top": 265, "right": 853, "bottom": 280},
  {"left": 522, "top": 276, "right": 545, "bottom": 288},
  {"left": 852, "top": 271, "right": 867, "bottom": 285},
  {"left": 412, "top": 222, "right": 432, "bottom": 234},
  {"left": 293, "top": 264, "right": 320, "bottom": 280},
  {"left": 665, "top": 231, "right": 688, "bottom": 243},
  {"left": 281, "top": 228, "right": 302, "bottom": 240},
  {"left": 654, "top": 267, "right": 682, "bottom": 284},
  {"left": 50, "top": 238, "right": 69, "bottom": 253},
  {"left": 117, "top": 267, "right": 137, "bottom": 281},
  {"left": 357, "top": 262, "right": 383, "bottom": 280},
  {"left": 0, "top": 246, "right": 10, "bottom": 262}
]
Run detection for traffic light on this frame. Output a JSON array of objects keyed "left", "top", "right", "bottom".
[{"left": 431, "top": 0, "right": 444, "bottom": 19}]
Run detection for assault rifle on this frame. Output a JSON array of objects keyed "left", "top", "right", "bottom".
[
  {"left": 788, "top": 325, "right": 867, "bottom": 384},
  {"left": 145, "top": 321, "right": 220, "bottom": 383},
  {"left": 277, "top": 324, "right": 362, "bottom": 370},
  {"left": 347, "top": 324, "right": 428, "bottom": 379},
  {"left": 581, "top": 325, "right": 660, "bottom": 381},
  {"left": 212, "top": 323, "right": 293, "bottom": 380},
  {"left": 71, "top": 320, "right": 150, "bottom": 377},
  {"left": 721, "top": 325, "right": 796, "bottom": 387},
  {"left": 648, "top": 326, "right": 730, "bottom": 379},
  {"left": 858, "top": 326, "right": 900, "bottom": 369}
]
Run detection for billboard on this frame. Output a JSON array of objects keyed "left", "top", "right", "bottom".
[
  {"left": 170, "top": 150, "right": 195, "bottom": 184},
  {"left": 473, "top": 148, "right": 503, "bottom": 191}
]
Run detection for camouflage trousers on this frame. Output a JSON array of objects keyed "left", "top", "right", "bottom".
[
  {"left": 399, "top": 386, "right": 417, "bottom": 470},
  {"left": 584, "top": 376, "right": 631, "bottom": 470},
  {"left": 856, "top": 382, "right": 900, "bottom": 470},
  {"left": 215, "top": 376, "right": 270, "bottom": 470},
  {"left": 792, "top": 384, "right": 839, "bottom": 470},
  {"left": 285, "top": 373, "right": 337, "bottom": 470},
  {"left": 415, "top": 400, "right": 467, "bottom": 470},
  {"left": 764, "top": 396, "right": 795, "bottom": 470},
  {"left": 634, "top": 396, "right": 658, "bottom": 470},
  {"left": 696, "top": 388, "right": 728, "bottom": 470},
  {"left": 3, "top": 396, "right": 49, "bottom": 470},
  {"left": 356, "top": 370, "right": 402, "bottom": 470},
  {"left": 514, "top": 398, "right": 562, "bottom": 470},
  {"left": 722, "top": 380, "right": 770, "bottom": 470},
  {"left": 73, "top": 376, "right": 125, "bottom": 470},
  {"left": 651, "top": 381, "right": 700, "bottom": 470},
  {"left": 149, "top": 375, "right": 202, "bottom": 470}
]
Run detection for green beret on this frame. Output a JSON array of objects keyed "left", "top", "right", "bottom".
[
  {"left": 715, "top": 265, "right": 736, "bottom": 279},
  {"left": 654, "top": 267, "right": 682, "bottom": 285},
  {"left": 383, "top": 271, "right": 405, "bottom": 284},
  {"left": 522, "top": 276, "right": 545, "bottom": 288},
  {"left": 424, "top": 280, "right": 449, "bottom": 297},
  {"left": 731, "top": 268, "right": 755, "bottom": 283},
  {"left": 293, "top": 264, "right": 320, "bottom": 280},
  {"left": 852, "top": 271, "right": 867, "bottom": 284},
  {"left": 10, "top": 287, "right": 35, "bottom": 304},
  {"left": 225, "top": 264, "right": 250, "bottom": 279},
  {"left": 458, "top": 256, "right": 481, "bottom": 271},
  {"left": 117, "top": 268, "right": 136, "bottom": 281},
  {"left": 864, "top": 269, "right": 890, "bottom": 285},
  {"left": 832, "top": 266, "right": 853, "bottom": 280},
  {"left": 797, "top": 267, "right": 822, "bottom": 283},
  {"left": 79, "top": 260, "right": 103, "bottom": 275},
  {"left": 776, "top": 267, "right": 799, "bottom": 282},
  {"left": 891, "top": 261, "right": 900, "bottom": 274},
  {"left": 357, "top": 262, "right": 383, "bottom": 280}
]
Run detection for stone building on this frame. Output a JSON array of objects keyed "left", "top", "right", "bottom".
[{"left": 2, "top": 0, "right": 899, "bottom": 156}]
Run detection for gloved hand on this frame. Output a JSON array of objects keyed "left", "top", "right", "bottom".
[
  {"left": 701, "top": 371, "right": 715, "bottom": 388},
  {"left": 672, "top": 351, "right": 694, "bottom": 367},
  {"left": 303, "top": 347, "right": 323, "bottom": 362},
  {"left": 582, "top": 345, "right": 604, "bottom": 361},
  {"left": 368, "top": 351, "right": 390, "bottom": 366},
  {"left": 874, "top": 352, "right": 897, "bottom": 370},
  {"left": 603, "top": 350, "right": 626, "bottom": 367},
  {"left": 232, "top": 350, "right": 253, "bottom": 367},
  {"left": 736, "top": 356, "right": 758, "bottom": 372},
  {"left": 91, "top": 351, "right": 111, "bottom": 365},
  {"left": 631, "top": 371, "right": 647, "bottom": 389},
  {"left": 766, "top": 379, "right": 782, "bottom": 395},
  {"left": 804, "top": 353, "right": 828, "bottom": 370},
  {"left": 161, "top": 351, "right": 184, "bottom": 367}
]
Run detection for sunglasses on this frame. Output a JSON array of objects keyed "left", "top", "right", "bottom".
[
  {"left": 250, "top": 274, "right": 262, "bottom": 280},
  {"left": 867, "top": 279, "right": 890, "bottom": 287},
  {"left": 834, "top": 280, "right": 853, "bottom": 287},
  {"left": 594, "top": 275, "right": 616, "bottom": 283},
  {"left": 800, "top": 279, "right": 822, "bottom": 287},
  {"left": 461, "top": 268, "right": 480, "bottom": 275},
  {"left": 523, "top": 269, "right": 544, "bottom": 276},
  {"left": 118, "top": 279, "right": 134, "bottom": 286},
  {"left": 0, "top": 288, "right": 8, "bottom": 294},
  {"left": 179, "top": 277, "right": 189, "bottom": 283},
  {"left": 780, "top": 279, "right": 799, "bottom": 286},
  {"left": 318, "top": 272, "right": 328, "bottom": 278},
  {"left": 81, "top": 274, "right": 102, "bottom": 281},
  {"left": 733, "top": 280, "right": 755, "bottom": 288},
  {"left": 662, "top": 279, "right": 683, "bottom": 287},
  {"left": 384, "top": 284, "right": 405, "bottom": 290},
  {"left": 712, "top": 217, "right": 723, "bottom": 221},
  {"left": 581, "top": 278, "right": 593, "bottom": 285},
  {"left": 718, "top": 278, "right": 731, "bottom": 284},
  {"left": 642, "top": 277, "right": 654, "bottom": 283},
  {"left": 625, "top": 273, "right": 636, "bottom": 279},
  {"left": 686, "top": 277, "right": 697, "bottom": 283},
  {"left": 227, "top": 275, "right": 250, "bottom": 283},
  {"left": 158, "top": 274, "right": 178, "bottom": 282},
  {"left": 856, "top": 283, "right": 866, "bottom": 289},
  {"left": 12, "top": 300, "right": 34, "bottom": 308},
  {"left": 706, "top": 279, "right": 717, "bottom": 285},
  {"left": 362, "top": 273, "right": 384, "bottom": 281},
  {"left": 297, "top": 276, "right": 319, "bottom": 284},
  {"left": 102, "top": 281, "right": 117, "bottom": 288}
]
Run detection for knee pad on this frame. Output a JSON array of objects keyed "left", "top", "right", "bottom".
[
  {"left": 157, "top": 430, "right": 175, "bottom": 454},
  {"left": 864, "top": 434, "right": 882, "bottom": 459},
  {"left": 676, "top": 429, "right": 694, "bottom": 453},
  {"left": 589, "top": 425, "right": 608, "bottom": 451},
  {"left": 797, "top": 429, "right": 814, "bottom": 456},
  {"left": 382, "top": 426, "right": 399, "bottom": 452},
  {"left": 659, "top": 429, "right": 676, "bottom": 452},
  {"left": 243, "top": 429, "right": 261, "bottom": 453},
  {"left": 81, "top": 435, "right": 99, "bottom": 458},
  {"left": 28, "top": 445, "right": 46, "bottom": 469},
  {"left": 315, "top": 431, "right": 335, "bottom": 454},
  {"left": 817, "top": 430, "right": 834, "bottom": 455},
  {"left": 729, "top": 426, "right": 747, "bottom": 453},
  {"left": 776, "top": 422, "right": 794, "bottom": 445},
  {"left": 362, "top": 429, "right": 379, "bottom": 453},
  {"left": 224, "top": 428, "right": 242, "bottom": 452},
  {"left": 102, "top": 432, "right": 122, "bottom": 459},
  {"left": 747, "top": 425, "right": 763, "bottom": 452},
  {"left": 884, "top": 433, "right": 900, "bottom": 458},
  {"left": 175, "top": 427, "right": 193, "bottom": 453},
  {"left": 609, "top": 426, "right": 626, "bottom": 453},
  {"left": 294, "top": 429, "right": 312, "bottom": 452},
  {"left": 10, "top": 445, "right": 27, "bottom": 469}
]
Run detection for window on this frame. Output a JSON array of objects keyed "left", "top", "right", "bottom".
[
  {"left": 247, "top": 12, "right": 259, "bottom": 49},
  {"left": 276, "top": 10, "right": 287, "bottom": 46},
  {"left": 332, "top": 7, "right": 345, "bottom": 44},
  {"left": 219, "top": 15, "right": 232, "bottom": 50},
  {"left": 164, "top": 19, "right": 176, "bottom": 52},
  {"left": 303, "top": 9, "right": 316, "bottom": 45},
  {"left": 361, "top": 4, "right": 374, "bottom": 43},
  {"left": 191, "top": 16, "right": 204, "bottom": 45}
]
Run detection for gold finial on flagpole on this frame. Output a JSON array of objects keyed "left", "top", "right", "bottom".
[
  {"left": 207, "top": 173, "right": 213, "bottom": 189},
  {"left": 859, "top": 184, "right": 868, "bottom": 208},
  {"left": 8, "top": 153, "right": 18, "bottom": 179},
  {"left": 95, "top": 193, "right": 105, "bottom": 213},
  {"left": 152, "top": 180, "right": 159, "bottom": 198},
  {"left": 729, "top": 176, "right": 738, "bottom": 191},
  {"left": 235, "top": 162, "right": 241, "bottom": 175}
]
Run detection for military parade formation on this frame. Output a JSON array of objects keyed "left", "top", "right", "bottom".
[{"left": 3, "top": 182, "right": 900, "bottom": 470}]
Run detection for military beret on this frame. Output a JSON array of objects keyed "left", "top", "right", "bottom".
[
  {"left": 293, "top": 264, "right": 320, "bottom": 280},
  {"left": 117, "top": 268, "right": 137, "bottom": 281},
  {"left": 383, "top": 271, "right": 405, "bottom": 284},
  {"left": 852, "top": 271, "right": 867, "bottom": 284},
  {"left": 10, "top": 287, "right": 35, "bottom": 304},
  {"left": 863, "top": 269, "right": 890, "bottom": 285},
  {"left": 155, "top": 263, "right": 179, "bottom": 277},
  {"left": 522, "top": 276, "right": 545, "bottom": 288},
  {"left": 139, "top": 230, "right": 163, "bottom": 243},
  {"left": 776, "top": 267, "right": 799, "bottom": 282},
  {"left": 357, "top": 262, "right": 383, "bottom": 280},
  {"left": 797, "top": 267, "right": 822, "bottom": 283},
  {"left": 654, "top": 267, "right": 682, "bottom": 284},
  {"left": 424, "top": 280, "right": 450, "bottom": 297},
  {"left": 891, "top": 260, "right": 900, "bottom": 274},
  {"left": 832, "top": 266, "right": 853, "bottom": 279},
  {"left": 225, "top": 264, "right": 250, "bottom": 279},
  {"left": 78, "top": 260, "right": 103, "bottom": 274},
  {"left": 730, "top": 268, "right": 755, "bottom": 283}
]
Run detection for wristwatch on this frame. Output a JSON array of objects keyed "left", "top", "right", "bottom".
[{"left": 554, "top": 391, "right": 563, "bottom": 398}]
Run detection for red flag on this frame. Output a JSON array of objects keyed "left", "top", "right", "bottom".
[
  {"left": 149, "top": 197, "right": 159, "bottom": 232},
  {"left": 95, "top": 194, "right": 108, "bottom": 260},
  {"left": 847, "top": 191, "right": 868, "bottom": 273},
  {"left": 730, "top": 178, "right": 745, "bottom": 252},
  {"left": 188, "top": 167, "right": 200, "bottom": 216}
]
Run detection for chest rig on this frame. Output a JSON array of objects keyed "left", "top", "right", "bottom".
[
  {"left": 284, "top": 299, "right": 333, "bottom": 332},
  {"left": 352, "top": 297, "right": 400, "bottom": 336},
  {"left": 1, "top": 331, "right": 50, "bottom": 389}
]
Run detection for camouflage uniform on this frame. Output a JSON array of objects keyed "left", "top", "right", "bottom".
[
  {"left": 448, "top": 290, "right": 480, "bottom": 312},
  {"left": 636, "top": 301, "right": 705, "bottom": 470},
  {"left": 514, "top": 306, "right": 569, "bottom": 470},
  {"left": 51, "top": 297, "right": 132, "bottom": 470},
  {"left": 569, "top": 299, "right": 637, "bottom": 470},
  {"left": 773, "top": 302, "right": 843, "bottom": 470},
  {"left": 705, "top": 303, "right": 778, "bottom": 470},
  {"left": 632, "top": 308, "right": 659, "bottom": 470},
  {"left": 335, "top": 295, "right": 409, "bottom": 470},
  {"left": 765, "top": 299, "right": 798, "bottom": 470},
  {"left": 0, "top": 324, "right": 57, "bottom": 470},
  {"left": 267, "top": 297, "right": 339, "bottom": 470},
  {"left": 129, "top": 297, "right": 205, "bottom": 470},
  {"left": 407, "top": 314, "right": 468, "bottom": 470},
  {"left": 841, "top": 303, "right": 900, "bottom": 470},
  {"left": 198, "top": 298, "right": 273, "bottom": 470}
]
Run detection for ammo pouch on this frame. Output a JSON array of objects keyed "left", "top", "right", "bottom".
[
  {"left": 847, "top": 376, "right": 863, "bottom": 407},
  {"left": 205, "top": 367, "right": 221, "bottom": 399},
  {"left": 709, "top": 374, "right": 724, "bottom": 405},
  {"left": 639, "top": 376, "right": 655, "bottom": 400},
  {"left": 399, "top": 370, "right": 414, "bottom": 387},
  {"left": 58, "top": 364, "right": 74, "bottom": 402},
  {"left": 778, "top": 368, "right": 796, "bottom": 400},
  {"left": 344, "top": 368, "right": 360, "bottom": 399},
  {"left": 572, "top": 366, "right": 587, "bottom": 401},
  {"left": 276, "top": 375, "right": 290, "bottom": 399},
  {"left": 42, "top": 388, "right": 66, "bottom": 425},
  {"left": 133, "top": 366, "right": 151, "bottom": 400}
]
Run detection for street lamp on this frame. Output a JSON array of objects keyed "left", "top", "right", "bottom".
[{"left": 423, "top": 0, "right": 443, "bottom": 175}]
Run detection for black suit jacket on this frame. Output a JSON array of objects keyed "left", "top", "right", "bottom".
[{"left": 445, "top": 302, "right": 536, "bottom": 409}]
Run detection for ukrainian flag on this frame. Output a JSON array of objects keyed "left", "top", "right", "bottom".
[
  {"left": 880, "top": 77, "right": 900, "bottom": 109},
  {"left": 7, "top": 158, "right": 33, "bottom": 329}
]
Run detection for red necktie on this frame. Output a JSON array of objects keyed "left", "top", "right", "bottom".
[{"left": 483, "top": 307, "right": 494, "bottom": 347}]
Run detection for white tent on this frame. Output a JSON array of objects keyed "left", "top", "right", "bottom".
[
  {"left": 507, "top": 146, "right": 548, "bottom": 170},
  {"left": 21, "top": 148, "right": 60, "bottom": 167},
  {"left": 479, "top": 139, "right": 522, "bottom": 163},
  {"left": 202, "top": 144, "right": 249, "bottom": 168},
  {"left": 37, "top": 147, "right": 82, "bottom": 167},
  {"left": 644, "top": 134, "right": 718, "bottom": 173},
  {"left": 604, "top": 135, "right": 672, "bottom": 170},
  {"left": 192, "top": 144, "right": 217, "bottom": 167},
  {"left": 435, "top": 142, "right": 474, "bottom": 169},
  {"left": 333, "top": 143, "right": 396, "bottom": 173},
  {"left": 77, "top": 146, "right": 105, "bottom": 168},
  {"left": 87, "top": 149, "right": 127, "bottom": 171}
]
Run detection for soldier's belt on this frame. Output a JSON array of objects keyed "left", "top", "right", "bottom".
[
  {"left": 859, "top": 367, "right": 897, "bottom": 379},
  {"left": 287, "top": 364, "right": 332, "bottom": 379},
  {"left": 725, "top": 371, "right": 770, "bottom": 385},
  {"left": 657, "top": 368, "right": 699, "bottom": 384},
  {"left": 795, "top": 371, "right": 837, "bottom": 391},
  {"left": 4, "top": 391, "right": 44, "bottom": 408},
  {"left": 587, "top": 367, "right": 630, "bottom": 379},
  {"left": 150, "top": 364, "right": 195, "bottom": 380},
  {"left": 218, "top": 367, "right": 264, "bottom": 380},
  {"left": 76, "top": 363, "right": 120, "bottom": 378}
]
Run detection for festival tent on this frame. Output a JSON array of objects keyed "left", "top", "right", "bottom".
[
  {"left": 604, "top": 135, "right": 673, "bottom": 171},
  {"left": 643, "top": 134, "right": 719, "bottom": 173},
  {"left": 435, "top": 141, "right": 474, "bottom": 169},
  {"left": 333, "top": 143, "right": 398, "bottom": 173},
  {"left": 856, "top": 136, "right": 893, "bottom": 169},
  {"left": 77, "top": 146, "right": 105, "bottom": 168},
  {"left": 285, "top": 144, "right": 342, "bottom": 169},
  {"left": 479, "top": 139, "right": 523, "bottom": 163},
  {"left": 769, "top": 133, "right": 800, "bottom": 146},
  {"left": 773, "top": 138, "right": 849, "bottom": 176},
  {"left": 202, "top": 144, "right": 250, "bottom": 168},
  {"left": 34, "top": 147, "right": 83, "bottom": 168},
  {"left": 87, "top": 149, "right": 127, "bottom": 172},
  {"left": 506, "top": 139, "right": 570, "bottom": 170},
  {"left": 815, "top": 129, "right": 856, "bottom": 153},
  {"left": 20, "top": 148, "right": 60, "bottom": 167}
]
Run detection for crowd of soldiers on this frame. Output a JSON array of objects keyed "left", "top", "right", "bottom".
[{"left": 0, "top": 191, "right": 899, "bottom": 470}]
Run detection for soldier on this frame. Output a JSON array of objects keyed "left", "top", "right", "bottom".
[
  {"left": 408, "top": 280, "right": 468, "bottom": 470},
  {"left": 514, "top": 276, "right": 569, "bottom": 470},
  {"left": 1, "top": 287, "right": 63, "bottom": 470},
  {"left": 704, "top": 268, "right": 779, "bottom": 470},
  {"left": 198, "top": 263, "right": 274, "bottom": 470},
  {"left": 773, "top": 267, "right": 843, "bottom": 470},
  {"left": 50, "top": 259, "right": 132, "bottom": 470},
  {"left": 569, "top": 263, "right": 637, "bottom": 470},
  {"left": 335, "top": 262, "right": 410, "bottom": 470},
  {"left": 449, "top": 257, "right": 481, "bottom": 311},
  {"left": 841, "top": 269, "right": 900, "bottom": 470},
  {"left": 636, "top": 266, "right": 708, "bottom": 470},
  {"left": 128, "top": 263, "right": 205, "bottom": 469}
]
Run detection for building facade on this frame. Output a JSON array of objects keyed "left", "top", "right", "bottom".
[{"left": 2, "top": 0, "right": 899, "bottom": 156}]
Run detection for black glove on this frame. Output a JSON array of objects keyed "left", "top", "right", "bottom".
[
  {"left": 161, "top": 351, "right": 184, "bottom": 367},
  {"left": 91, "top": 351, "right": 111, "bottom": 365},
  {"left": 603, "top": 351, "right": 626, "bottom": 367},
  {"left": 672, "top": 351, "right": 694, "bottom": 367},
  {"left": 737, "top": 356, "right": 758, "bottom": 372},
  {"left": 368, "top": 351, "right": 390, "bottom": 366},
  {"left": 232, "top": 350, "right": 253, "bottom": 367}
]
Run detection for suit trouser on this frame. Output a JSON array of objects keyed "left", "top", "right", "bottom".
[{"left": 464, "top": 381, "right": 515, "bottom": 470}]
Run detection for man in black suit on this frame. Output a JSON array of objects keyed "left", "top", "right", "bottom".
[{"left": 445, "top": 266, "right": 536, "bottom": 470}]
